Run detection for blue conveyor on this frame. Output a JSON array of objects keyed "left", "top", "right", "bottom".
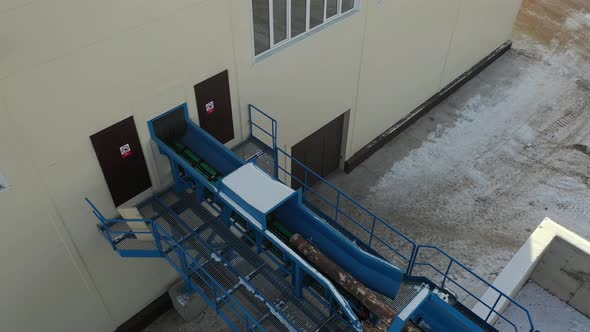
[{"left": 88, "top": 104, "right": 537, "bottom": 332}]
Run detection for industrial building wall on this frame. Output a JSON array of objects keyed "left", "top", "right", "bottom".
[
  {"left": 352, "top": 0, "right": 462, "bottom": 154},
  {"left": 0, "top": 0, "right": 522, "bottom": 330},
  {"left": 351, "top": 0, "right": 523, "bottom": 154},
  {"left": 230, "top": 1, "right": 364, "bottom": 154},
  {"left": 0, "top": 0, "right": 240, "bottom": 329},
  {"left": 0, "top": 101, "right": 112, "bottom": 331}
]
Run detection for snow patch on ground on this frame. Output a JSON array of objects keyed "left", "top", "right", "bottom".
[
  {"left": 411, "top": 283, "right": 451, "bottom": 304},
  {"left": 210, "top": 252, "right": 223, "bottom": 263},
  {"left": 565, "top": 12, "right": 590, "bottom": 31},
  {"left": 238, "top": 278, "right": 298, "bottom": 332}
]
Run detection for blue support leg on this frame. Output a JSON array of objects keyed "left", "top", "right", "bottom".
[
  {"left": 256, "top": 232, "right": 263, "bottom": 254},
  {"left": 221, "top": 204, "right": 233, "bottom": 228},
  {"left": 294, "top": 264, "right": 303, "bottom": 299},
  {"left": 169, "top": 158, "right": 189, "bottom": 193},
  {"left": 195, "top": 182, "right": 205, "bottom": 203}
]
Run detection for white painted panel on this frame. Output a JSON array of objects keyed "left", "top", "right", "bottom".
[{"left": 222, "top": 163, "right": 294, "bottom": 214}]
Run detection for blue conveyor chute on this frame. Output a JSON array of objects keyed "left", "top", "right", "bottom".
[
  {"left": 274, "top": 196, "right": 403, "bottom": 299},
  {"left": 88, "top": 103, "right": 537, "bottom": 331}
]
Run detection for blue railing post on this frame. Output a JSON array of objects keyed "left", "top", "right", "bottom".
[
  {"left": 273, "top": 120, "right": 279, "bottom": 179},
  {"left": 407, "top": 245, "right": 419, "bottom": 275},
  {"left": 442, "top": 260, "right": 453, "bottom": 288},
  {"left": 368, "top": 216, "right": 377, "bottom": 247},
  {"left": 485, "top": 293, "right": 503, "bottom": 322},
  {"left": 152, "top": 223, "right": 164, "bottom": 256},
  {"left": 335, "top": 192, "right": 341, "bottom": 223},
  {"left": 248, "top": 105, "right": 253, "bottom": 139},
  {"left": 294, "top": 264, "right": 303, "bottom": 298},
  {"left": 304, "top": 171, "right": 308, "bottom": 192},
  {"left": 85, "top": 198, "right": 116, "bottom": 250}
]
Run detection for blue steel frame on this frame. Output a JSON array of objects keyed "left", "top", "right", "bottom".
[
  {"left": 144, "top": 104, "right": 360, "bottom": 331},
  {"left": 87, "top": 192, "right": 361, "bottom": 331},
  {"left": 86, "top": 198, "right": 162, "bottom": 258},
  {"left": 87, "top": 198, "right": 267, "bottom": 331},
  {"left": 87, "top": 103, "right": 537, "bottom": 332}
]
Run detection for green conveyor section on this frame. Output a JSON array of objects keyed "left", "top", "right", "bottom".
[{"left": 170, "top": 142, "right": 223, "bottom": 183}]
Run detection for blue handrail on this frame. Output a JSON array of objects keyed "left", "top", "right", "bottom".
[
  {"left": 273, "top": 147, "right": 536, "bottom": 332},
  {"left": 411, "top": 245, "right": 536, "bottom": 331},
  {"left": 277, "top": 147, "right": 417, "bottom": 271}
]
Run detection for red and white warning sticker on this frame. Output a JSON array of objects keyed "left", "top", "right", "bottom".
[
  {"left": 206, "top": 101, "right": 215, "bottom": 114},
  {"left": 120, "top": 143, "right": 133, "bottom": 158}
]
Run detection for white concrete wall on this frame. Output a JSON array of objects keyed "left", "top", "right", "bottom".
[
  {"left": 473, "top": 218, "right": 590, "bottom": 325},
  {"left": 0, "top": 0, "right": 522, "bottom": 330},
  {"left": 531, "top": 237, "right": 590, "bottom": 317}
]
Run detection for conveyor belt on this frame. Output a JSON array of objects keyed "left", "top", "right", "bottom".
[{"left": 170, "top": 142, "right": 223, "bottom": 183}]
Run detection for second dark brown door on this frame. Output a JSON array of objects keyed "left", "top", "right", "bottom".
[
  {"left": 194, "top": 70, "right": 235, "bottom": 144},
  {"left": 292, "top": 114, "right": 345, "bottom": 190}
]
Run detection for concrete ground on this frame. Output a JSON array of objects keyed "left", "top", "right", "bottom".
[
  {"left": 144, "top": 0, "right": 590, "bottom": 330},
  {"left": 495, "top": 281, "right": 590, "bottom": 331}
]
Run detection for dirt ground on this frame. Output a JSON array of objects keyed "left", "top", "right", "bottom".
[{"left": 144, "top": 0, "right": 590, "bottom": 330}]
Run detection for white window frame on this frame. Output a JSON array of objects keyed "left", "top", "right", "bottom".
[{"left": 251, "top": 0, "right": 360, "bottom": 61}]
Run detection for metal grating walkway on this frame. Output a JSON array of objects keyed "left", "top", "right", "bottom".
[
  {"left": 130, "top": 189, "right": 353, "bottom": 332},
  {"left": 232, "top": 138, "right": 275, "bottom": 176}
]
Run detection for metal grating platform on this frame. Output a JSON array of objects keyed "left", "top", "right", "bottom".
[
  {"left": 129, "top": 188, "right": 352, "bottom": 331},
  {"left": 233, "top": 138, "right": 275, "bottom": 176},
  {"left": 385, "top": 279, "right": 432, "bottom": 314}
]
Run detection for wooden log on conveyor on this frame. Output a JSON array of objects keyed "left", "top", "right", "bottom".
[{"left": 289, "top": 233, "right": 421, "bottom": 332}]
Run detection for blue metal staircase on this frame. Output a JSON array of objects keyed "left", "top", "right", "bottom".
[{"left": 87, "top": 104, "right": 537, "bottom": 332}]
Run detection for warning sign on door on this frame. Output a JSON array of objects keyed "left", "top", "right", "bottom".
[
  {"left": 206, "top": 101, "right": 215, "bottom": 114},
  {"left": 120, "top": 144, "right": 133, "bottom": 158}
]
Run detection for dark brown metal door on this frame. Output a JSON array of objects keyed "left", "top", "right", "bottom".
[
  {"left": 90, "top": 116, "right": 152, "bottom": 206},
  {"left": 292, "top": 114, "right": 345, "bottom": 190},
  {"left": 194, "top": 70, "right": 235, "bottom": 144}
]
